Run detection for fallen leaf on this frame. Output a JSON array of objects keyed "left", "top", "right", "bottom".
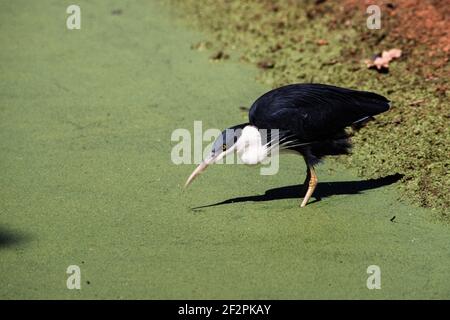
[
  {"left": 409, "top": 99, "right": 425, "bottom": 107},
  {"left": 257, "top": 59, "right": 275, "bottom": 69},
  {"left": 366, "top": 48, "right": 402, "bottom": 71},
  {"left": 316, "top": 39, "right": 329, "bottom": 46}
]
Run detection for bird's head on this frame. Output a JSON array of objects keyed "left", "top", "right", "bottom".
[{"left": 184, "top": 123, "right": 268, "bottom": 187}]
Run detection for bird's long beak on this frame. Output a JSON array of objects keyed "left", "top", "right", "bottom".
[
  {"left": 184, "top": 145, "right": 237, "bottom": 188},
  {"left": 184, "top": 156, "right": 214, "bottom": 188}
]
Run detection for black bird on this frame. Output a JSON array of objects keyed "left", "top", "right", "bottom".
[{"left": 185, "top": 83, "right": 390, "bottom": 207}]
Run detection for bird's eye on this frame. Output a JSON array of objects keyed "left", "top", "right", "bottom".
[{"left": 222, "top": 144, "right": 227, "bottom": 151}]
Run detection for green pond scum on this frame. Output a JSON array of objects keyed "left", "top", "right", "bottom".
[{"left": 0, "top": 0, "right": 449, "bottom": 299}]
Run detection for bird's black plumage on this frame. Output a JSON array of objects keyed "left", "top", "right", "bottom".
[{"left": 249, "top": 83, "right": 390, "bottom": 164}]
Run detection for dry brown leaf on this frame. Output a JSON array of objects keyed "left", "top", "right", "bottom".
[
  {"left": 366, "top": 48, "right": 402, "bottom": 71},
  {"left": 316, "top": 39, "right": 329, "bottom": 46}
]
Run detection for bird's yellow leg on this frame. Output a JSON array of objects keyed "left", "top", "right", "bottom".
[
  {"left": 301, "top": 166, "right": 317, "bottom": 207},
  {"left": 303, "top": 165, "right": 311, "bottom": 187}
]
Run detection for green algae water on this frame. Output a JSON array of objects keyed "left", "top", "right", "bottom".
[{"left": 0, "top": 0, "right": 449, "bottom": 299}]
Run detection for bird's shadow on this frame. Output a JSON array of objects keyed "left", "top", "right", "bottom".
[{"left": 192, "top": 173, "right": 403, "bottom": 210}]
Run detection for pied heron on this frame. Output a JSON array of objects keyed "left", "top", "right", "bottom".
[{"left": 185, "top": 83, "right": 390, "bottom": 207}]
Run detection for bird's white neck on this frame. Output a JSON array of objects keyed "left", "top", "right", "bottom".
[{"left": 235, "top": 125, "right": 268, "bottom": 165}]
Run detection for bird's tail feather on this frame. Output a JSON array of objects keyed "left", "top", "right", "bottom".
[
  {"left": 352, "top": 91, "right": 390, "bottom": 116},
  {"left": 309, "top": 130, "right": 352, "bottom": 158}
]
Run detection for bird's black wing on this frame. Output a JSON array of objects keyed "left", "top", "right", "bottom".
[{"left": 249, "top": 83, "right": 390, "bottom": 141}]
